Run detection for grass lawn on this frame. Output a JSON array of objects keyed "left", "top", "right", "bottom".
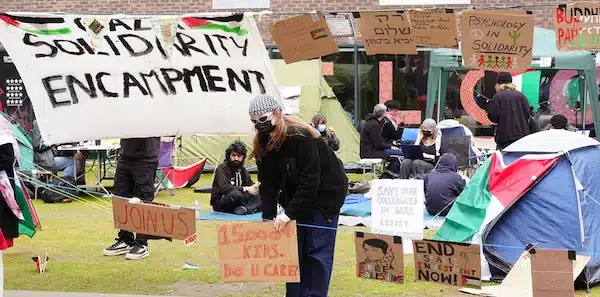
[{"left": 3, "top": 173, "right": 600, "bottom": 296}]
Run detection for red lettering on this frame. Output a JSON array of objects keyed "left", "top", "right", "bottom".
[
  {"left": 251, "top": 264, "right": 259, "bottom": 277},
  {"left": 177, "top": 212, "right": 190, "bottom": 236},
  {"left": 270, "top": 244, "right": 282, "bottom": 259},
  {"left": 269, "top": 230, "right": 282, "bottom": 240},
  {"left": 256, "top": 230, "right": 267, "bottom": 240},
  {"left": 146, "top": 209, "right": 157, "bottom": 232},
  {"left": 288, "top": 265, "right": 299, "bottom": 277},
  {"left": 263, "top": 244, "right": 271, "bottom": 259},
  {"left": 245, "top": 229, "right": 257, "bottom": 242},
  {"left": 161, "top": 212, "right": 174, "bottom": 235},
  {"left": 263, "top": 264, "right": 274, "bottom": 276},
  {"left": 232, "top": 224, "right": 244, "bottom": 244},
  {"left": 130, "top": 206, "right": 142, "bottom": 229},
  {"left": 416, "top": 261, "right": 423, "bottom": 269},
  {"left": 218, "top": 225, "right": 229, "bottom": 245},
  {"left": 243, "top": 245, "right": 252, "bottom": 259},
  {"left": 224, "top": 264, "right": 244, "bottom": 278},
  {"left": 253, "top": 245, "right": 261, "bottom": 258},
  {"left": 556, "top": 8, "right": 565, "bottom": 23},
  {"left": 116, "top": 203, "right": 128, "bottom": 224},
  {"left": 279, "top": 264, "right": 287, "bottom": 276}
]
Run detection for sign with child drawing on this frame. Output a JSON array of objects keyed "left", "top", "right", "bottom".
[
  {"left": 355, "top": 232, "right": 404, "bottom": 283},
  {"left": 371, "top": 179, "right": 425, "bottom": 240}
]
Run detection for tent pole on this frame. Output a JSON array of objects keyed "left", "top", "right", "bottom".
[
  {"left": 437, "top": 71, "right": 442, "bottom": 121},
  {"left": 353, "top": 45, "right": 360, "bottom": 129},
  {"left": 580, "top": 71, "right": 586, "bottom": 131}
]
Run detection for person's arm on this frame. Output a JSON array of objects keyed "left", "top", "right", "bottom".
[
  {"left": 455, "top": 176, "right": 467, "bottom": 195},
  {"left": 0, "top": 143, "right": 14, "bottom": 171},
  {"left": 329, "top": 130, "right": 340, "bottom": 151},
  {"left": 522, "top": 97, "right": 532, "bottom": 119},
  {"left": 284, "top": 136, "right": 321, "bottom": 220},
  {"left": 485, "top": 96, "right": 500, "bottom": 124},
  {"left": 213, "top": 165, "right": 240, "bottom": 195},
  {"left": 369, "top": 122, "right": 391, "bottom": 150},
  {"left": 258, "top": 158, "right": 280, "bottom": 220},
  {"left": 244, "top": 168, "right": 255, "bottom": 186}
]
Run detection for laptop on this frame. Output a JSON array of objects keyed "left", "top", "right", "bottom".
[{"left": 401, "top": 144, "right": 424, "bottom": 160}]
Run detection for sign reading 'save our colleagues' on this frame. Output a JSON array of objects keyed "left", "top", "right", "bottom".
[
  {"left": 0, "top": 13, "right": 281, "bottom": 144},
  {"left": 371, "top": 179, "right": 424, "bottom": 240}
]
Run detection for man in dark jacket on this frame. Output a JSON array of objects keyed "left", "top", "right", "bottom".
[
  {"left": 360, "top": 104, "right": 400, "bottom": 159},
  {"left": 103, "top": 137, "right": 161, "bottom": 260},
  {"left": 211, "top": 141, "right": 261, "bottom": 215},
  {"left": 423, "top": 153, "right": 466, "bottom": 216},
  {"left": 479, "top": 72, "right": 531, "bottom": 150},
  {"left": 381, "top": 100, "right": 404, "bottom": 144}
]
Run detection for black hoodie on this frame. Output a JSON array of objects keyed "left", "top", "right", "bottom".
[
  {"left": 210, "top": 163, "right": 254, "bottom": 205},
  {"left": 423, "top": 153, "right": 465, "bottom": 216},
  {"left": 360, "top": 114, "right": 391, "bottom": 159}
]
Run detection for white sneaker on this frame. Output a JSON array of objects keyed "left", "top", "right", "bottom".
[
  {"left": 103, "top": 240, "right": 133, "bottom": 256},
  {"left": 125, "top": 244, "right": 149, "bottom": 260}
]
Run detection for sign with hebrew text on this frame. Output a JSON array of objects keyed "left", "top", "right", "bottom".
[
  {"left": 354, "top": 11, "right": 416, "bottom": 55},
  {"left": 0, "top": 13, "right": 280, "bottom": 144},
  {"left": 460, "top": 10, "right": 534, "bottom": 72}
]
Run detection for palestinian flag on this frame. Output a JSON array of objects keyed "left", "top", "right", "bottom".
[
  {"left": 15, "top": 175, "right": 39, "bottom": 237},
  {"left": 434, "top": 151, "right": 559, "bottom": 243},
  {"left": 0, "top": 13, "right": 71, "bottom": 35},
  {"left": 157, "top": 159, "right": 206, "bottom": 190},
  {"left": 511, "top": 70, "right": 541, "bottom": 112},
  {"left": 182, "top": 14, "right": 248, "bottom": 36}
]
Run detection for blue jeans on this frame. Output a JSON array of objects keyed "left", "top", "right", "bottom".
[
  {"left": 384, "top": 148, "right": 403, "bottom": 158},
  {"left": 286, "top": 208, "right": 339, "bottom": 297},
  {"left": 54, "top": 156, "right": 75, "bottom": 178}
]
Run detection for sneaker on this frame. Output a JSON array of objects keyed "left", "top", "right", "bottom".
[
  {"left": 234, "top": 206, "right": 249, "bottom": 215},
  {"left": 125, "top": 244, "right": 149, "bottom": 260},
  {"left": 103, "top": 239, "right": 133, "bottom": 256}
]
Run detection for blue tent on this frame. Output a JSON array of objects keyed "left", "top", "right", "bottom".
[{"left": 483, "top": 131, "right": 600, "bottom": 284}]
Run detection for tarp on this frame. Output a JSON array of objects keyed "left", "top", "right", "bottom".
[
  {"left": 0, "top": 112, "right": 34, "bottom": 171},
  {"left": 176, "top": 59, "right": 360, "bottom": 167}
]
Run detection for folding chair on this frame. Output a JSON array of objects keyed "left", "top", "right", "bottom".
[
  {"left": 155, "top": 138, "right": 176, "bottom": 196},
  {"left": 440, "top": 135, "right": 474, "bottom": 176}
]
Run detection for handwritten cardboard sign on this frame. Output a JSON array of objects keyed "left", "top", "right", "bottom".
[
  {"left": 531, "top": 249, "right": 575, "bottom": 297},
  {"left": 460, "top": 10, "right": 535, "bottom": 72},
  {"left": 354, "top": 11, "right": 417, "bottom": 55},
  {"left": 371, "top": 179, "right": 424, "bottom": 240},
  {"left": 269, "top": 12, "right": 339, "bottom": 64},
  {"left": 111, "top": 198, "right": 196, "bottom": 240},
  {"left": 409, "top": 9, "right": 458, "bottom": 49},
  {"left": 413, "top": 240, "right": 482, "bottom": 289},
  {"left": 555, "top": 3, "right": 600, "bottom": 51},
  {"left": 355, "top": 232, "right": 404, "bottom": 283},
  {"left": 218, "top": 221, "right": 300, "bottom": 283}
]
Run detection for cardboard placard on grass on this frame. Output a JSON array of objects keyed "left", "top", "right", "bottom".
[
  {"left": 413, "top": 240, "right": 482, "bottom": 289},
  {"left": 355, "top": 232, "right": 404, "bottom": 283},
  {"left": 408, "top": 9, "right": 458, "bottom": 48},
  {"left": 269, "top": 12, "right": 339, "bottom": 64},
  {"left": 531, "top": 249, "right": 575, "bottom": 297},
  {"left": 354, "top": 11, "right": 416, "bottom": 55},
  {"left": 555, "top": 3, "right": 600, "bottom": 52},
  {"left": 460, "top": 10, "right": 534, "bottom": 72},
  {"left": 217, "top": 221, "right": 300, "bottom": 283},
  {"left": 111, "top": 198, "right": 196, "bottom": 240}
]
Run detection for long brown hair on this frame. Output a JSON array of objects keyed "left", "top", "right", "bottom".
[{"left": 249, "top": 111, "right": 320, "bottom": 160}]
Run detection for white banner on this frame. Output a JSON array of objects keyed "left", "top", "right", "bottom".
[
  {"left": 371, "top": 179, "right": 425, "bottom": 240},
  {"left": 0, "top": 13, "right": 280, "bottom": 144}
]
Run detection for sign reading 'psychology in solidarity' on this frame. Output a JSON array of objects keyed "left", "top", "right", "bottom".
[
  {"left": 371, "top": 179, "right": 424, "bottom": 240},
  {"left": 217, "top": 221, "right": 300, "bottom": 283},
  {"left": 0, "top": 13, "right": 281, "bottom": 144},
  {"left": 460, "top": 10, "right": 535, "bottom": 72}
]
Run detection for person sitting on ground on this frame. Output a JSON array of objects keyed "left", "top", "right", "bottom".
[
  {"left": 210, "top": 141, "right": 261, "bottom": 215},
  {"left": 438, "top": 109, "right": 480, "bottom": 157},
  {"left": 360, "top": 104, "right": 401, "bottom": 159},
  {"left": 422, "top": 153, "right": 466, "bottom": 217},
  {"left": 311, "top": 114, "right": 340, "bottom": 151},
  {"left": 381, "top": 100, "right": 404, "bottom": 145},
  {"left": 543, "top": 114, "right": 577, "bottom": 132},
  {"left": 400, "top": 118, "right": 445, "bottom": 179}
]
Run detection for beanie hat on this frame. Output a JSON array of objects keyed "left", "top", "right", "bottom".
[
  {"left": 496, "top": 72, "right": 513, "bottom": 84},
  {"left": 248, "top": 94, "right": 282, "bottom": 117}
]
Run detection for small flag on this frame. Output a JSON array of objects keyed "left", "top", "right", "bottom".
[
  {"left": 32, "top": 253, "right": 49, "bottom": 274},
  {"left": 151, "top": 18, "right": 179, "bottom": 60},
  {"left": 84, "top": 18, "right": 108, "bottom": 53},
  {"left": 310, "top": 28, "right": 328, "bottom": 40}
]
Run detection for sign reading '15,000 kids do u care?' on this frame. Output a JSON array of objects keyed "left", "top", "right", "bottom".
[{"left": 0, "top": 13, "right": 281, "bottom": 144}]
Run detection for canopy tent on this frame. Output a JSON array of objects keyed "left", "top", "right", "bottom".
[
  {"left": 426, "top": 27, "right": 599, "bottom": 129},
  {"left": 176, "top": 59, "right": 360, "bottom": 168}
]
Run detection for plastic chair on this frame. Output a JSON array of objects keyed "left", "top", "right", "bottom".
[{"left": 155, "top": 138, "right": 176, "bottom": 196}]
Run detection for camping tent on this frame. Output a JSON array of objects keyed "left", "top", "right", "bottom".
[
  {"left": 434, "top": 130, "right": 600, "bottom": 285},
  {"left": 426, "top": 27, "right": 599, "bottom": 129},
  {"left": 0, "top": 112, "right": 34, "bottom": 171},
  {"left": 176, "top": 59, "right": 360, "bottom": 168}
]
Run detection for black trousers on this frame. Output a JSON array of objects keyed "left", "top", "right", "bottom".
[
  {"left": 114, "top": 159, "right": 158, "bottom": 246},
  {"left": 212, "top": 189, "right": 261, "bottom": 214}
]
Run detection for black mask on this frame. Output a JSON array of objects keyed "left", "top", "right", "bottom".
[
  {"left": 255, "top": 122, "right": 275, "bottom": 136},
  {"left": 228, "top": 160, "right": 243, "bottom": 168},
  {"left": 422, "top": 131, "right": 433, "bottom": 137}
]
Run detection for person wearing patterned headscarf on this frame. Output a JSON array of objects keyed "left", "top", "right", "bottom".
[{"left": 359, "top": 239, "right": 397, "bottom": 281}]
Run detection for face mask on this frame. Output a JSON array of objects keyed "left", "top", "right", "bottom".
[
  {"left": 317, "top": 124, "right": 326, "bottom": 133},
  {"left": 228, "top": 160, "right": 243, "bottom": 168},
  {"left": 422, "top": 131, "right": 433, "bottom": 137},
  {"left": 255, "top": 121, "right": 275, "bottom": 136}
]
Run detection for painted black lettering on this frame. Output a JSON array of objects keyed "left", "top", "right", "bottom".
[
  {"left": 123, "top": 73, "right": 149, "bottom": 97},
  {"left": 230, "top": 37, "right": 248, "bottom": 57},
  {"left": 140, "top": 70, "right": 168, "bottom": 97},
  {"left": 204, "top": 34, "right": 218, "bottom": 55},
  {"left": 133, "top": 19, "right": 151, "bottom": 31},
  {"left": 109, "top": 19, "right": 132, "bottom": 31},
  {"left": 23, "top": 33, "right": 57, "bottom": 58},
  {"left": 417, "top": 269, "right": 429, "bottom": 281},
  {"left": 183, "top": 67, "right": 209, "bottom": 92},
  {"left": 202, "top": 65, "right": 226, "bottom": 92},
  {"left": 155, "top": 37, "right": 169, "bottom": 60},
  {"left": 75, "top": 38, "right": 108, "bottom": 56},
  {"left": 160, "top": 68, "right": 184, "bottom": 94},
  {"left": 66, "top": 74, "right": 97, "bottom": 104},
  {"left": 119, "top": 34, "right": 153, "bottom": 57},
  {"left": 43, "top": 75, "right": 70, "bottom": 107},
  {"left": 175, "top": 32, "right": 207, "bottom": 57},
  {"left": 248, "top": 70, "right": 266, "bottom": 94},
  {"left": 73, "top": 18, "right": 86, "bottom": 32},
  {"left": 96, "top": 72, "right": 118, "bottom": 98},
  {"left": 214, "top": 34, "right": 230, "bottom": 57},
  {"left": 53, "top": 39, "right": 85, "bottom": 55},
  {"left": 227, "top": 69, "right": 251, "bottom": 92}
]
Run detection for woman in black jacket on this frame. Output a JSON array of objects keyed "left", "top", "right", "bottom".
[{"left": 248, "top": 94, "right": 348, "bottom": 297}]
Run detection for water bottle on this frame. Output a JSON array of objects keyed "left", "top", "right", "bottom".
[{"left": 194, "top": 200, "right": 200, "bottom": 220}]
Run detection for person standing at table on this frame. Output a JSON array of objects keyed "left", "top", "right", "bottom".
[
  {"left": 103, "top": 137, "right": 160, "bottom": 260},
  {"left": 248, "top": 94, "right": 348, "bottom": 297}
]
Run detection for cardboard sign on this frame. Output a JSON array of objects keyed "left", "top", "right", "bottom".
[
  {"left": 354, "top": 11, "right": 417, "bottom": 55},
  {"left": 531, "top": 249, "right": 575, "bottom": 297},
  {"left": 269, "top": 13, "right": 339, "bottom": 64},
  {"left": 184, "top": 234, "right": 198, "bottom": 247},
  {"left": 409, "top": 10, "right": 458, "bottom": 48},
  {"left": 413, "top": 240, "right": 482, "bottom": 289},
  {"left": 460, "top": 10, "right": 535, "bottom": 72},
  {"left": 324, "top": 13, "right": 355, "bottom": 38},
  {"left": 400, "top": 110, "right": 422, "bottom": 125},
  {"left": 218, "top": 221, "right": 300, "bottom": 283},
  {"left": 355, "top": 232, "right": 404, "bottom": 283},
  {"left": 0, "top": 13, "right": 281, "bottom": 144},
  {"left": 371, "top": 179, "right": 425, "bottom": 240},
  {"left": 555, "top": 3, "right": 600, "bottom": 51},
  {"left": 111, "top": 198, "right": 196, "bottom": 240}
]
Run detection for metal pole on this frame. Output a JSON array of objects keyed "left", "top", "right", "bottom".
[{"left": 353, "top": 45, "right": 360, "bottom": 129}]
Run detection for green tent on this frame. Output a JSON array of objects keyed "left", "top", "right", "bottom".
[
  {"left": 0, "top": 113, "right": 34, "bottom": 171},
  {"left": 426, "top": 27, "right": 599, "bottom": 129},
  {"left": 176, "top": 59, "right": 360, "bottom": 168}
]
